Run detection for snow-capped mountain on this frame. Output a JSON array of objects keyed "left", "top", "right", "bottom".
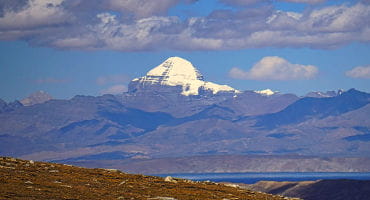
[
  {"left": 305, "top": 89, "right": 344, "bottom": 98},
  {"left": 254, "top": 89, "right": 278, "bottom": 96},
  {"left": 129, "top": 57, "right": 239, "bottom": 96},
  {"left": 123, "top": 57, "right": 297, "bottom": 117},
  {"left": 0, "top": 99, "right": 23, "bottom": 113},
  {"left": 21, "top": 90, "right": 53, "bottom": 106}
]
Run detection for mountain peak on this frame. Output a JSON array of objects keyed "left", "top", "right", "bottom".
[
  {"left": 146, "top": 56, "right": 204, "bottom": 83},
  {"left": 305, "top": 89, "right": 345, "bottom": 98},
  {"left": 130, "top": 57, "right": 239, "bottom": 96},
  {"left": 254, "top": 89, "right": 278, "bottom": 96},
  {"left": 20, "top": 90, "right": 52, "bottom": 106}
]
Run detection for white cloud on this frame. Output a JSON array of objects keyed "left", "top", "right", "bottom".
[
  {"left": 345, "top": 65, "right": 370, "bottom": 79},
  {"left": 228, "top": 67, "right": 250, "bottom": 80},
  {"left": 107, "top": 0, "right": 180, "bottom": 18},
  {"left": 0, "top": 1, "right": 370, "bottom": 51},
  {"left": 220, "top": 0, "right": 326, "bottom": 6},
  {"left": 0, "top": 0, "right": 70, "bottom": 30},
  {"left": 229, "top": 56, "right": 318, "bottom": 80},
  {"left": 100, "top": 85, "right": 128, "bottom": 95},
  {"left": 53, "top": 13, "right": 182, "bottom": 51},
  {"left": 299, "top": 3, "right": 370, "bottom": 33}
]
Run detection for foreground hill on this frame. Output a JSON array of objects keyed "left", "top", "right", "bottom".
[
  {"left": 245, "top": 179, "right": 370, "bottom": 200},
  {"left": 0, "top": 157, "right": 294, "bottom": 200}
]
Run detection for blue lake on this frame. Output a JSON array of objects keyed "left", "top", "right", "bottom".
[{"left": 153, "top": 172, "right": 370, "bottom": 184}]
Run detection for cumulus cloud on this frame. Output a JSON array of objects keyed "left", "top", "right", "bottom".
[
  {"left": 100, "top": 84, "right": 128, "bottom": 95},
  {"left": 345, "top": 65, "right": 370, "bottom": 79},
  {"left": 96, "top": 74, "right": 130, "bottom": 85},
  {"left": 220, "top": 0, "right": 326, "bottom": 6},
  {"left": 52, "top": 13, "right": 182, "bottom": 51},
  {"left": 0, "top": 0, "right": 369, "bottom": 51},
  {"left": 0, "top": 0, "right": 70, "bottom": 30},
  {"left": 61, "top": 0, "right": 181, "bottom": 19},
  {"left": 229, "top": 56, "right": 318, "bottom": 80},
  {"left": 107, "top": 0, "right": 180, "bottom": 18},
  {"left": 0, "top": 0, "right": 29, "bottom": 15}
]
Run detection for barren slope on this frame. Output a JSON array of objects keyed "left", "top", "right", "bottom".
[{"left": 0, "top": 157, "right": 295, "bottom": 200}]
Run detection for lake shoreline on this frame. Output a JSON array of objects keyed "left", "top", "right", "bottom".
[{"left": 152, "top": 172, "right": 370, "bottom": 184}]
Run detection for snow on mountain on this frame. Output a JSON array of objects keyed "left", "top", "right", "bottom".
[
  {"left": 305, "top": 89, "right": 344, "bottom": 98},
  {"left": 131, "top": 57, "right": 239, "bottom": 96},
  {"left": 21, "top": 90, "right": 53, "bottom": 106},
  {"left": 254, "top": 89, "right": 277, "bottom": 96}
]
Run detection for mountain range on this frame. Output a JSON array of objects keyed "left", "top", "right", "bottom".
[
  {"left": 245, "top": 179, "right": 370, "bottom": 200},
  {"left": 1, "top": 57, "right": 370, "bottom": 173}
]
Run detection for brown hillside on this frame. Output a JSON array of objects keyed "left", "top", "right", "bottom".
[{"left": 0, "top": 157, "right": 297, "bottom": 200}]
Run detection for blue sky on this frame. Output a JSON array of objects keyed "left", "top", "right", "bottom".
[{"left": 1, "top": 0, "right": 370, "bottom": 101}]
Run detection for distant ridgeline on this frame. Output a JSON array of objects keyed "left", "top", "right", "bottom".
[{"left": 1, "top": 57, "right": 370, "bottom": 173}]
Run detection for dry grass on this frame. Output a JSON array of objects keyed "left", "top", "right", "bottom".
[{"left": 0, "top": 157, "right": 294, "bottom": 200}]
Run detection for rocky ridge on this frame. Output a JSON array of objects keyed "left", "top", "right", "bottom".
[{"left": 244, "top": 179, "right": 370, "bottom": 200}]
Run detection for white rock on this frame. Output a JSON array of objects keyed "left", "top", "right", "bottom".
[
  {"left": 118, "top": 180, "right": 126, "bottom": 185},
  {"left": 61, "top": 185, "right": 72, "bottom": 188},
  {"left": 164, "top": 176, "right": 177, "bottom": 183},
  {"left": 106, "top": 168, "right": 120, "bottom": 173}
]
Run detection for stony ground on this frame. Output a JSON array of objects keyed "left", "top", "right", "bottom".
[{"left": 0, "top": 157, "right": 298, "bottom": 200}]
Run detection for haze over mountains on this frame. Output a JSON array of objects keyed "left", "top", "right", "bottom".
[{"left": 1, "top": 57, "right": 370, "bottom": 173}]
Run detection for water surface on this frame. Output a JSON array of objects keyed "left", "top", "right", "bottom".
[{"left": 154, "top": 172, "right": 370, "bottom": 184}]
